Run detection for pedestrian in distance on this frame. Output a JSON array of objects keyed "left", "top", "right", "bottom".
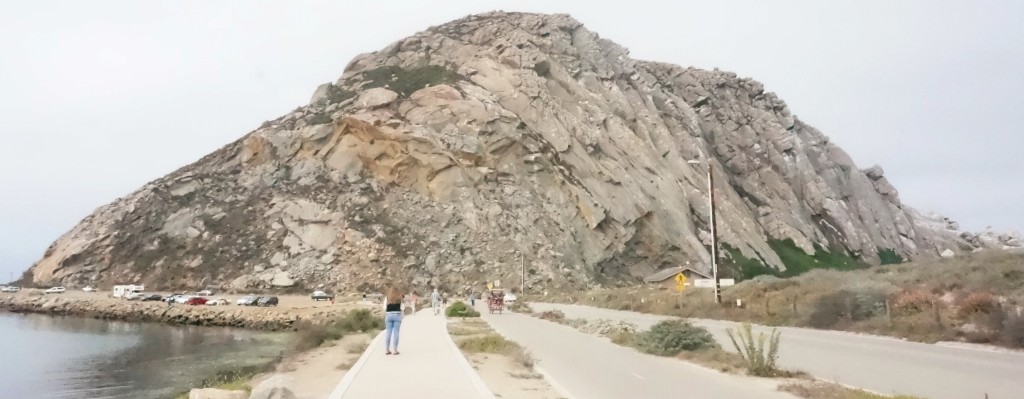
[
  {"left": 383, "top": 286, "right": 404, "bottom": 355},
  {"left": 431, "top": 288, "right": 441, "bottom": 315}
]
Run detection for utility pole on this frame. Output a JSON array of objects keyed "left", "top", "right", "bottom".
[
  {"left": 520, "top": 252, "right": 525, "bottom": 296},
  {"left": 708, "top": 161, "right": 721, "bottom": 304}
]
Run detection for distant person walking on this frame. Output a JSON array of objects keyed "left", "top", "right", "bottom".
[
  {"left": 431, "top": 288, "right": 442, "bottom": 315},
  {"left": 383, "top": 287, "right": 404, "bottom": 355}
]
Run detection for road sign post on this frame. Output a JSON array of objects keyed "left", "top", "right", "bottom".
[{"left": 674, "top": 272, "right": 687, "bottom": 308}]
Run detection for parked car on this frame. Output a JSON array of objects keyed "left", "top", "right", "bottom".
[
  {"left": 82, "top": 286, "right": 95, "bottom": 292},
  {"left": 310, "top": 290, "right": 334, "bottom": 301},
  {"left": 503, "top": 293, "right": 517, "bottom": 303},
  {"left": 256, "top": 296, "right": 279, "bottom": 307},
  {"left": 196, "top": 290, "right": 213, "bottom": 296},
  {"left": 186, "top": 297, "right": 208, "bottom": 306},
  {"left": 44, "top": 287, "right": 66, "bottom": 294},
  {"left": 164, "top": 294, "right": 183, "bottom": 303},
  {"left": 175, "top": 295, "right": 193, "bottom": 304},
  {"left": 206, "top": 298, "right": 229, "bottom": 306},
  {"left": 125, "top": 292, "right": 145, "bottom": 300},
  {"left": 141, "top": 294, "right": 163, "bottom": 301},
  {"left": 236, "top": 295, "right": 258, "bottom": 306},
  {"left": 0, "top": 286, "right": 18, "bottom": 293}
]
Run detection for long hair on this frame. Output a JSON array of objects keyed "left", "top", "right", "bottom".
[{"left": 386, "top": 287, "right": 403, "bottom": 305}]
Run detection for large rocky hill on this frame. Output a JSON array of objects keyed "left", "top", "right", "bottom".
[{"left": 23, "top": 12, "right": 1021, "bottom": 293}]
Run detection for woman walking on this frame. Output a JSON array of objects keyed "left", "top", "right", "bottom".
[{"left": 383, "top": 286, "right": 404, "bottom": 355}]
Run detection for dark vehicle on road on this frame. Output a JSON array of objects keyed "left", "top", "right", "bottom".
[
  {"left": 310, "top": 290, "right": 334, "bottom": 301},
  {"left": 141, "top": 294, "right": 163, "bottom": 301},
  {"left": 186, "top": 297, "right": 208, "bottom": 306},
  {"left": 256, "top": 296, "right": 279, "bottom": 307}
]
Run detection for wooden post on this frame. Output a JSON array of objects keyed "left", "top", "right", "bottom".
[
  {"left": 765, "top": 296, "right": 771, "bottom": 316},
  {"left": 885, "top": 299, "right": 893, "bottom": 328},
  {"left": 791, "top": 295, "right": 798, "bottom": 316}
]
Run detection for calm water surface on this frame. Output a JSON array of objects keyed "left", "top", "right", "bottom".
[{"left": 0, "top": 312, "right": 289, "bottom": 399}]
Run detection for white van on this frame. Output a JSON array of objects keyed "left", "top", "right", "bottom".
[{"left": 112, "top": 285, "right": 145, "bottom": 299}]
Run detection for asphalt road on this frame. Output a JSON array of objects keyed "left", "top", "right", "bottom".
[
  {"left": 479, "top": 305, "right": 797, "bottom": 399},
  {"left": 532, "top": 303, "right": 1024, "bottom": 399}
]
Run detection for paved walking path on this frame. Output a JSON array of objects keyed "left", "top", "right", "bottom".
[
  {"left": 328, "top": 309, "right": 494, "bottom": 399},
  {"left": 479, "top": 304, "right": 795, "bottom": 399}
]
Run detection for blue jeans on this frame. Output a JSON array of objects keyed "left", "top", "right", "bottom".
[{"left": 384, "top": 312, "right": 402, "bottom": 351}]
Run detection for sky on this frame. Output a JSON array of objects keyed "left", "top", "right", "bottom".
[{"left": 1, "top": 0, "right": 1021, "bottom": 282}]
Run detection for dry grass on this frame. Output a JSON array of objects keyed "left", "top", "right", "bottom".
[
  {"left": 335, "top": 359, "right": 357, "bottom": 370},
  {"left": 676, "top": 347, "right": 747, "bottom": 374},
  {"left": 346, "top": 340, "right": 369, "bottom": 354},
  {"left": 458, "top": 335, "right": 518, "bottom": 353},
  {"left": 449, "top": 326, "right": 488, "bottom": 336},
  {"left": 508, "top": 371, "right": 543, "bottom": 379},
  {"left": 780, "top": 381, "right": 922, "bottom": 399},
  {"left": 508, "top": 301, "right": 534, "bottom": 313},
  {"left": 555, "top": 250, "right": 1024, "bottom": 348}
]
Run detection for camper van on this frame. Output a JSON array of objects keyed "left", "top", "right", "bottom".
[{"left": 112, "top": 285, "right": 145, "bottom": 299}]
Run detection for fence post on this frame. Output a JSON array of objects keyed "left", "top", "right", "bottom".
[
  {"left": 885, "top": 299, "right": 893, "bottom": 328},
  {"left": 791, "top": 295, "right": 798, "bottom": 317},
  {"left": 765, "top": 296, "right": 772, "bottom": 316}
]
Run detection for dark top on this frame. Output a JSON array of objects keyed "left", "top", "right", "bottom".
[{"left": 386, "top": 302, "right": 402, "bottom": 312}]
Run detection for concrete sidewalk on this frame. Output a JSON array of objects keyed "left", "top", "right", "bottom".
[{"left": 328, "top": 309, "right": 494, "bottom": 399}]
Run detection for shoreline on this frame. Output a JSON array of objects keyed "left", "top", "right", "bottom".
[{"left": 0, "top": 292, "right": 366, "bottom": 331}]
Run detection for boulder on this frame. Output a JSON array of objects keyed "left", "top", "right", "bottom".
[
  {"left": 940, "top": 248, "right": 956, "bottom": 258},
  {"left": 271, "top": 272, "right": 295, "bottom": 287},
  {"left": 249, "top": 375, "right": 297, "bottom": 399},
  {"left": 355, "top": 88, "right": 398, "bottom": 109},
  {"left": 189, "top": 388, "right": 247, "bottom": 399},
  {"left": 309, "top": 83, "right": 333, "bottom": 105},
  {"left": 231, "top": 275, "right": 258, "bottom": 291}
]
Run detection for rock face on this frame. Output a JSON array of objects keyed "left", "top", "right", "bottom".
[{"left": 21, "top": 12, "right": 1021, "bottom": 293}]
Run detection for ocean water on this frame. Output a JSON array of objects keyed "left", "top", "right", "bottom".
[{"left": 0, "top": 312, "right": 289, "bottom": 399}]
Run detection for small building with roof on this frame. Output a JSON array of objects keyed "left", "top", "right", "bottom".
[{"left": 644, "top": 266, "right": 711, "bottom": 289}]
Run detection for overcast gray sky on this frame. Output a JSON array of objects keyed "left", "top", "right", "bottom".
[{"left": 1, "top": 0, "right": 1021, "bottom": 282}]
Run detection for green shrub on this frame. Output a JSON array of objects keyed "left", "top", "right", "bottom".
[
  {"left": 446, "top": 301, "right": 480, "bottom": 317},
  {"left": 726, "top": 322, "right": 781, "bottom": 376},
  {"left": 360, "top": 65, "right": 462, "bottom": 96},
  {"left": 636, "top": 320, "right": 717, "bottom": 356},
  {"left": 878, "top": 248, "right": 903, "bottom": 265},
  {"left": 807, "top": 289, "right": 886, "bottom": 328},
  {"left": 769, "top": 239, "right": 865, "bottom": 277},
  {"left": 536, "top": 310, "right": 566, "bottom": 322}
]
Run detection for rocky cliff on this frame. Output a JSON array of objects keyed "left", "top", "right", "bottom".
[{"left": 22, "top": 12, "right": 1022, "bottom": 293}]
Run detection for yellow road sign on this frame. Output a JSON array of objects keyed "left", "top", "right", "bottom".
[
  {"left": 487, "top": 283, "right": 494, "bottom": 290},
  {"left": 676, "top": 282, "right": 686, "bottom": 293},
  {"left": 674, "top": 272, "right": 687, "bottom": 285}
]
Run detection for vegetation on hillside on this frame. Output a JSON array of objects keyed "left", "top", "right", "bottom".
[
  {"left": 552, "top": 250, "right": 1024, "bottom": 348},
  {"left": 358, "top": 65, "right": 462, "bottom": 96}
]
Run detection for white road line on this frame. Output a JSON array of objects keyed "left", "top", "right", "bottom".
[{"left": 630, "top": 372, "right": 645, "bottom": 379}]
